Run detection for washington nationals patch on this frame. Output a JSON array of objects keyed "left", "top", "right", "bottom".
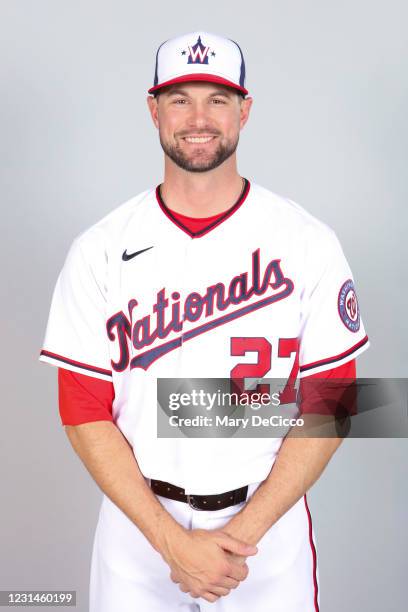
[{"left": 338, "top": 279, "right": 360, "bottom": 332}]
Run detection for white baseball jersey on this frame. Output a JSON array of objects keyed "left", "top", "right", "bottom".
[{"left": 40, "top": 180, "right": 369, "bottom": 494}]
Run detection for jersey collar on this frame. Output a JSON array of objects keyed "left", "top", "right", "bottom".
[{"left": 155, "top": 178, "right": 251, "bottom": 238}]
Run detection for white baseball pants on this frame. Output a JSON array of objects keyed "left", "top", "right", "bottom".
[{"left": 89, "top": 482, "right": 320, "bottom": 611}]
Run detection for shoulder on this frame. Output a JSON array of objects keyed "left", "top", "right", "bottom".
[
  {"left": 249, "top": 181, "right": 340, "bottom": 249},
  {"left": 77, "top": 188, "right": 154, "bottom": 250},
  {"left": 60, "top": 188, "right": 154, "bottom": 280},
  {"left": 66, "top": 188, "right": 154, "bottom": 261}
]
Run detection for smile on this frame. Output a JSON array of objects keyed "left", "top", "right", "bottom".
[{"left": 183, "top": 136, "right": 216, "bottom": 144}]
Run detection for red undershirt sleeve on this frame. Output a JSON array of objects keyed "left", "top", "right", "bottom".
[
  {"left": 58, "top": 368, "right": 115, "bottom": 426},
  {"left": 299, "top": 358, "right": 357, "bottom": 416},
  {"left": 57, "top": 360, "right": 357, "bottom": 426}
]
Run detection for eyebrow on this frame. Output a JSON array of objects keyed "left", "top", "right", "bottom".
[{"left": 166, "top": 88, "right": 232, "bottom": 98}]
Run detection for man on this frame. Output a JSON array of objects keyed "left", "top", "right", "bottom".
[{"left": 40, "top": 31, "right": 369, "bottom": 611}]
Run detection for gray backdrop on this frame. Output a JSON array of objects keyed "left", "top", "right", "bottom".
[{"left": 1, "top": 1, "right": 407, "bottom": 610}]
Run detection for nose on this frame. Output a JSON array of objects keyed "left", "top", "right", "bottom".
[{"left": 185, "top": 100, "right": 210, "bottom": 129}]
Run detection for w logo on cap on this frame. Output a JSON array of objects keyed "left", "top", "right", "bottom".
[{"left": 187, "top": 36, "right": 210, "bottom": 64}]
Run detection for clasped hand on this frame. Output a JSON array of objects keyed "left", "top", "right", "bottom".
[{"left": 162, "top": 528, "right": 257, "bottom": 603}]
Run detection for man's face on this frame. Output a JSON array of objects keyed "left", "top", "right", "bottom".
[{"left": 147, "top": 82, "right": 252, "bottom": 173}]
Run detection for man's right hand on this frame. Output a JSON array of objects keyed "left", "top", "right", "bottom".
[{"left": 159, "top": 526, "right": 257, "bottom": 603}]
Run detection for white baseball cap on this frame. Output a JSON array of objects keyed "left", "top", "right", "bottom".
[{"left": 148, "top": 31, "right": 248, "bottom": 96}]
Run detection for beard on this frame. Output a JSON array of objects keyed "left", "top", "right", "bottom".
[{"left": 159, "top": 132, "right": 239, "bottom": 173}]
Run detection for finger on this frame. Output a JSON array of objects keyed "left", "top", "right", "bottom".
[
  {"left": 227, "top": 552, "right": 247, "bottom": 565},
  {"left": 227, "top": 562, "right": 249, "bottom": 581},
  {"left": 178, "top": 583, "right": 190, "bottom": 593},
  {"left": 217, "top": 533, "right": 258, "bottom": 557},
  {"left": 170, "top": 571, "right": 181, "bottom": 584},
  {"left": 215, "top": 576, "right": 240, "bottom": 589},
  {"left": 201, "top": 592, "right": 220, "bottom": 603},
  {"left": 207, "top": 586, "right": 231, "bottom": 597}
]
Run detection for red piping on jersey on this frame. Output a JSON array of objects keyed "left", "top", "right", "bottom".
[
  {"left": 155, "top": 178, "right": 251, "bottom": 238},
  {"left": 40, "top": 350, "right": 112, "bottom": 377},
  {"left": 304, "top": 494, "right": 320, "bottom": 612},
  {"left": 300, "top": 335, "right": 368, "bottom": 373}
]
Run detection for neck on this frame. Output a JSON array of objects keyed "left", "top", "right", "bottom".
[{"left": 160, "top": 155, "right": 244, "bottom": 217}]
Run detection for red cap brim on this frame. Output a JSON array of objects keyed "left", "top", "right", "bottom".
[{"left": 148, "top": 73, "right": 248, "bottom": 96}]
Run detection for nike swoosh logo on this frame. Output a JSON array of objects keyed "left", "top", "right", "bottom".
[{"left": 122, "top": 246, "right": 154, "bottom": 261}]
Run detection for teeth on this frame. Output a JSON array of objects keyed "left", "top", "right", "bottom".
[{"left": 184, "top": 136, "right": 214, "bottom": 143}]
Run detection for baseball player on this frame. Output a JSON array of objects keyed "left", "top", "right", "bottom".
[{"left": 40, "top": 31, "right": 369, "bottom": 611}]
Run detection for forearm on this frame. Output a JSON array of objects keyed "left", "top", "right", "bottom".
[
  {"left": 65, "top": 421, "right": 183, "bottom": 555},
  {"left": 223, "top": 417, "right": 343, "bottom": 545}
]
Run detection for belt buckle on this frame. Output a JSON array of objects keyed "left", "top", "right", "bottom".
[{"left": 186, "top": 494, "right": 199, "bottom": 510}]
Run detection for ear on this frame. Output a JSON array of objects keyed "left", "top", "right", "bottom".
[
  {"left": 239, "top": 96, "right": 253, "bottom": 130},
  {"left": 147, "top": 95, "right": 160, "bottom": 129}
]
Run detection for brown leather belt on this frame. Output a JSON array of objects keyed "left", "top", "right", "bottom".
[{"left": 150, "top": 479, "right": 248, "bottom": 511}]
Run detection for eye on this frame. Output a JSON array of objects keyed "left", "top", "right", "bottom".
[
  {"left": 173, "top": 98, "right": 188, "bottom": 104},
  {"left": 211, "top": 98, "right": 226, "bottom": 104}
]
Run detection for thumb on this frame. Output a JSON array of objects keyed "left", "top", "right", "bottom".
[{"left": 217, "top": 533, "right": 258, "bottom": 556}]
